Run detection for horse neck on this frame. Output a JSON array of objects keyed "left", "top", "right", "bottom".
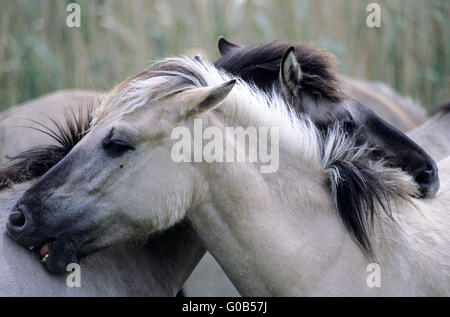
[
  {"left": 187, "top": 140, "right": 359, "bottom": 295},
  {"left": 145, "top": 221, "right": 205, "bottom": 296}
]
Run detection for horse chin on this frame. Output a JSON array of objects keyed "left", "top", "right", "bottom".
[{"left": 42, "top": 237, "right": 79, "bottom": 274}]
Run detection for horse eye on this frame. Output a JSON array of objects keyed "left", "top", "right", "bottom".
[{"left": 102, "top": 139, "right": 134, "bottom": 158}]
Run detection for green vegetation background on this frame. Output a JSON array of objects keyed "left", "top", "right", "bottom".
[{"left": 0, "top": 0, "right": 448, "bottom": 112}]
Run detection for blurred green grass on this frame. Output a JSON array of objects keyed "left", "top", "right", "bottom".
[{"left": 0, "top": 0, "right": 448, "bottom": 112}]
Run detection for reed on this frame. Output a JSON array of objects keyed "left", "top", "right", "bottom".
[{"left": 0, "top": 0, "right": 448, "bottom": 112}]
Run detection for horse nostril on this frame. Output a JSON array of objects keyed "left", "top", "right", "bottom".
[
  {"left": 6, "top": 204, "right": 39, "bottom": 243},
  {"left": 415, "top": 164, "right": 436, "bottom": 184},
  {"left": 8, "top": 211, "right": 26, "bottom": 228},
  {"left": 414, "top": 161, "right": 439, "bottom": 198}
]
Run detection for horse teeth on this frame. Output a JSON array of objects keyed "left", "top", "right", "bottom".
[{"left": 41, "top": 254, "right": 49, "bottom": 263}]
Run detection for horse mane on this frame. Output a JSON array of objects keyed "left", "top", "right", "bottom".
[
  {"left": 214, "top": 41, "right": 344, "bottom": 102},
  {"left": 321, "top": 127, "right": 418, "bottom": 258},
  {"left": 0, "top": 105, "right": 93, "bottom": 190}
]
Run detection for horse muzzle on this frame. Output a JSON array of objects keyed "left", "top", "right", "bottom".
[
  {"left": 414, "top": 162, "right": 440, "bottom": 199},
  {"left": 6, "top": 203, "right": 78, "bottom": 274}
]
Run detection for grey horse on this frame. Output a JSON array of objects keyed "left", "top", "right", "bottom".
[{"left": 407, "top": 104, "right": 450, "bottom": 162}]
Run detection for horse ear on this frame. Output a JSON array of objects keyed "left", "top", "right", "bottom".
[
  {"left": 280, "top": 47, "right": 303, "bottom": 98},
  {"left": 180, "top": 80, "right": 236, "bottom": 119},
  {"left": 217, "top": 36, "right": 240, "bottom": 56}
]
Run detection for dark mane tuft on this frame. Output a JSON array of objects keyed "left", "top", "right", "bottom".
[
  {"left": 215, "top": 41, "right": 344, "bottom": 102},
  {"left": 331, "top": 160, "right": 389, "bottom": 258},
  {"left": 324, "top": 129, "right": 417, "bottom": 259},
  {"left": 0, "top": 105, "right": 93, "bottom": 190}
]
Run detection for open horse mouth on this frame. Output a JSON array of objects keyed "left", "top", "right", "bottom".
[
  {"left": 10, "top": 235, "right": 79, "bottom": 273},
  {"left": 6, "top": 205, "right": 79, "bottom": 274},
  {"left": 32, "top": 238, "right": 79, "bottom": 273},
  {"left": 34, "top": 239, "right": 53, "bottom": 264}
]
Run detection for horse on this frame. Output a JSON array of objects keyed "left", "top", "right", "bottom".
[
  {"left": 0, "top": 90, "right": 430, "bottom": 296},
  {"left": 216, "top": 37, "right": 428, "bottom": 133},
  {"left": 7, "top": 96, "right": 445, "bottom": 297},
  {"left": 0, "top": 42, "right": 442, "bottom": 296},
  {"left": 0, "top": 107, "right": 204, "bottom": 296},
  {"left": 407, "top": 103, "right": 450, "bottom": 162},
  {"left": 214, "top": 38, "right": 438, "bottom": 198},
  {"left": 6, "top": 56, "right": 449, "bottom": 296},
  {"left": 1, "top": 48, "right": 444, "bottom": 296}
]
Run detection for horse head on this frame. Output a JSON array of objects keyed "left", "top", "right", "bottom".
[{"left": 6, "top": 59, "right": 236, "bottom": 273}]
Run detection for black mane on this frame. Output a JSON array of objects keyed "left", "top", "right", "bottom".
[
  {"left": 322, "top": 129, "right": 416, "bottom": 259},
  {"left": 330, "top": 159, "right": 398, "bottom": 259},
  {"left": 0, "top": 106, "right": 93, "bottom": 190},
  {"left": 214, "top": 41, "right": 344, "bottom": 102}
]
